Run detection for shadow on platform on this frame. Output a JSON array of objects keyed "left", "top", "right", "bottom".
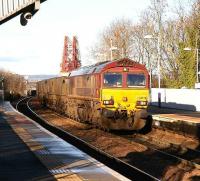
[
  {"left": 150, "top": 101, "right": 197, "bottom": 111},
  {"left": 0, "top": 114, "right": 55, "bottom": 181},
  {"left": 148, "top": 102, "right": 200, "bottom": 118}
]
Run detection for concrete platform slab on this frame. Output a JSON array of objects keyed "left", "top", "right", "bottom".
[
  {"left": 0, "top": 102, "right": 129, "bottom": 181},
  {"left": 148, "top": 106, "right": 200, "bottom": 137}
]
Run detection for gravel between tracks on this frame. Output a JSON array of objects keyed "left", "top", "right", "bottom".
[
  {"left": 30, "top": 100, "right": 200, "bottom": 180},
  {"left": 136, "top": 128, "right": 199, "bottom": 150}
]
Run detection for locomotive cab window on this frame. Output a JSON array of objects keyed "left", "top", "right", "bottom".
[
  {"left": 103, "top": 73, "right": 122, "bottom": 87},
  {"left": 127, "top": 74, "right": 146, "bottom": 87}
]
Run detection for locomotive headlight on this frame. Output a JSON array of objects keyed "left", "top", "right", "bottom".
[
  {"left": 123, "top": 67, "right": 129, "bottom": 72},
  {"left": 103, "top": 99, "right": 114, "bottom": 105},
  {"left": 136, "top": 100, "right": 148, "bottom": 106}
]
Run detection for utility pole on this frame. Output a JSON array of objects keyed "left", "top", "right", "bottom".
[
  {"left": 110, "top": 38, "right": 118, "bottom": 61},
  {"left": 144, "top": 34, "right": 160, "bottom": 88},
  {"left": 196, "top": 48, "right": 199, "bottom": 83},
  {"left": 110, "top": 38, "right": 113, "bottom": 61},
  {"left": 157, "top": 33, "right": 161, "bottom": 89}
]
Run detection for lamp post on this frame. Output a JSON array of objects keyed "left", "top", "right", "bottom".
[
  {"left": 183, "top": 47, "right": 199, "bottom": 83},
  {"left": 144, "top": 34, "right": 161, "bottom": 88},
  {"left": 143, "top": 41, "right": 152, "bottom": 90},
  {"left": 0, "top": 77, "right": 4, "bottom": 102},
  {"left": 110, "top": 38, "right": 118, "bottom": 61}
]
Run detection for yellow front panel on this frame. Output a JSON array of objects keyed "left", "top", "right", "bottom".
[{"left": 101, "top": 88, "right": 149, "bottom": 113}]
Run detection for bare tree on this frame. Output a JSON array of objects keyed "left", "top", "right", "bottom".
[
  {"left": 0, "top": 69, "right": 26, "bottom": 100},
  {"left": 90, "top": 0, "right": 198, "bottom": 88},
  {"left": 90, "top": 18, "right": 134, "bottom": 62}
]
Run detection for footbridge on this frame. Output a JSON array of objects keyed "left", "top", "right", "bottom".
[{"left": 0, "top": 0, "right": 47, "bottom": 26}]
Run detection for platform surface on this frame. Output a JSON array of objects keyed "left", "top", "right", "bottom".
[
  {"left": 0, "top": 102, "right": 129, "bottom": 181},
  {"left": 148, "top": 105, "right": 200, "bottom": 124}
]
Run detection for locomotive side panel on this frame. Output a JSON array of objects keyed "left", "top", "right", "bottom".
[
  {"left": 68, "top": 75, "right": 96, "bottom": 97},
  {"left": 37, "top": 80, "right": 48, "bottom": 106},
  {"left": 54, "top": 77, "right": 68, "bottom": 114},
  {"left": 66, "top": 74, "right": 101, "bottom": 124},
  {"left": 47, "top": 79, "right": 55, "bottom": 109}
]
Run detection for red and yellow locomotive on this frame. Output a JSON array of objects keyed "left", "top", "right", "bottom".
[{"left": 37, "top": 58, "right": 152, "bottom": 131}]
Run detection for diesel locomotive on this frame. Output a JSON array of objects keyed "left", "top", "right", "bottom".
[{"left": 37, "top": 58, "right": 152, "bottom": 131}]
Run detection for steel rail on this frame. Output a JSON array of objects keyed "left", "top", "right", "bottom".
[
  {"left": 16, "top": 96, "right": 31, "bottom": 111},
  {"left": 16, "top": 97, "right": 159, "bottom": 181},
  {"left": 122, "top": 134, "right": 200, "bottom": 170}
]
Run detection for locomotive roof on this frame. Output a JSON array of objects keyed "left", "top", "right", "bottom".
[
  {"left": 68, "top": 61, "right": 110, "bottom": 77},
  {"left": 68, "top": 58, "right": 146, "bottom": 77}
]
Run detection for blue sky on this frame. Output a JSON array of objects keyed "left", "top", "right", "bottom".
[{"left": 0, "top": 0, "right": 191, "bottom": 75}]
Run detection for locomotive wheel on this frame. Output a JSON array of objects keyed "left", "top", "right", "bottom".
[
  {"left": 77, "top": 107, "right": 86, "bottom": 122},
  {"left": 131, "top": 112, "right": 146, "bottom": 130},
  {"left": 100, "top": 114, "right": 112, "bottom": 131},
  {"left": 131, "top": 118, "right": 146, "bottom": 130},
  {"left": 139, "top": 115, "right": 153, "bottom": 134}
]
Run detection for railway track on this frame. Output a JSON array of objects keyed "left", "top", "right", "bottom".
[
  {"left": 121, "top": 134, "right": 200, "bottom": 168},
  {"left": 16, "top": 97, "right": 158, "bottom": 181},
  {"left": 16, "top": 97, "right": 200, "bottom": 180}
]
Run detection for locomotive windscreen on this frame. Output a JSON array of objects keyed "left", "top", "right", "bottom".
[
  {"left": 127, "top": 74, "right": 146, "bottom": 87},
  {"left": 103, "top": 73, "right": 122, "bottom": 87}
]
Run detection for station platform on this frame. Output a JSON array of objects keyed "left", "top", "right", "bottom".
[
  {"left": 148, "top": 105, "right": 200, "bottom": 137},
  {"left": 0, "top": 102, "right": 129, "bottom": 181}
]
